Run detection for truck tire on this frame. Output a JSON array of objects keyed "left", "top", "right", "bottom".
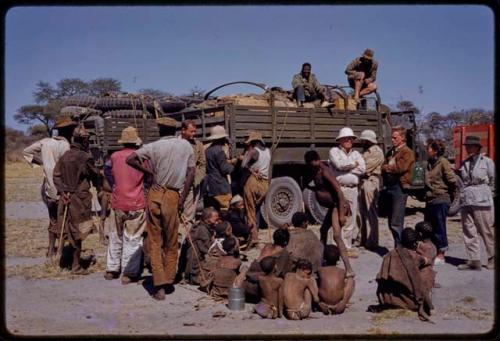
[
  {"left": 103, "top": 110, "right": 153, "bottom": 118},
  {"left": 160, "top": 101, "right": 186, "bottom": 113},
  {"left": 447, "top": 177, "right": 463, "bottom": 216},
  {"left": 60, "top": 106, "right": 102, "bottom": 117},
  {"left": 302, "top": 187, "right": 328, "bottom": 224},
  {"left": 261, "top": 177, "right": 304, "bottom": 228}
]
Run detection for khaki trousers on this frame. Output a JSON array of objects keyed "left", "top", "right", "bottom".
[
  {"left": 146, "top": 187, "right": 180, "bottom": 287},
  {"left": 179, "top": 185, "right": 201, "bottom": 240},
  {"left": 359, "top": 176, "right": 380, "bottom": 247},
  {"left": 460, "top": 205, "right": 495, "bottom": 261},
  {"left": 243, "top": 175, "right": 269, "bottom": 239},
  {"left": 106, "top": 208, "right": 146, "bottom": 278},
  {"left": 340, "top": 186, "right": 359, "bottom": 250}
]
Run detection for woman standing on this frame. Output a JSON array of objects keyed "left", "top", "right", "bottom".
[
  {"left": 457, "top": 136, "right": 495, "bottom": 271},
  {"left": 423, "top": 139, "right": 457, "bottom": 266}
]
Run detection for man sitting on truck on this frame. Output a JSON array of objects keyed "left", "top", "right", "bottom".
[
  {"left": 345, "top": 48, "right": 378, "bottom": 101},
  {"left": 292, "top": 62, "right": 332, "bottom": 108}
]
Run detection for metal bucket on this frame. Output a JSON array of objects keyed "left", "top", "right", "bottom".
[{"left": 227, "top": 287, "right": 245, "bottom": 311}]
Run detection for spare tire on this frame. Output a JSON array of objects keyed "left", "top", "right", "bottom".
[
  {"left": 60, "top": 106, "right": 102, "bottom": 117},
  {"left": 261, "top": 177, "right": 303, "bottom": 228},
  {"left": 302, "top": 187, "right": 328, "bottom": 224},
  {"left": 447, "top": 177, "right": 463, "bottom": 216},
  {"left": 159, "top": 100, "right": 186, "bottom": 113}
]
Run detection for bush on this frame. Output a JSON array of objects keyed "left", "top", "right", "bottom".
[{"left": 5, "top": 128, "right": 38, "bottom": 163}]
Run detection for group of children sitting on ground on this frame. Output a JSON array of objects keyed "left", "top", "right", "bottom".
[{"left": 176, "top": 203, "right": 438, "bottom": 321}]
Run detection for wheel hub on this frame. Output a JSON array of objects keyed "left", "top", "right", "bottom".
[{"left": 271, "top": 188, "right": 294, "bottom": 217}]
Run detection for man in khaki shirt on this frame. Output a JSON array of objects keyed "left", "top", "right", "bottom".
[
  {"left": 357, "top": 130, "right": 384, "bottom": 249},
  {"left": 179, "top": 120, "right": 206, "bottom": 235}
]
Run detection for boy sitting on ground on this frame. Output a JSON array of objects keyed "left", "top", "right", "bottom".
[
  {"left": 287, "top": 211, "right": 323, "bottom": 273},
  {"left": 255, "top": 256, "right": 284, "bottom": 319},
  {"left": 209, "top": 238, "right": 242, "bottom": 299},
  {"left": 317, "top": 245, "right": 355, "bottom": 315},
  {"left": 282, "top": 258, "right": 320, "bottom": 320},
  {"left": 415, "top": 220, "right": 439, "bottom": 293}
]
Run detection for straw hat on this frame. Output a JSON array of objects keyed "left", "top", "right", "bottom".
[
  {"left": 336, "top": 127, "right": 357, "bottom": 141},
  {"left": 362, "top": 48, "right": 374, "bottom": 60},
  {"left": 206, "top": 125, "right": 229, "bottom": 141},
  {"left": 54, "top": 116, "right": 78, "bottom": 129},
  {"left": 244, "top": 131, "right": 265, "bottom": 145},
  {"left": 118, "top": 126, "right": 142, "bottom": 146},
  {"left": 156, "top": 117, "right": 178, "bottom": 128},
  {"left": 230, "top": 194, "right": 244, "bottom": 205},
  {"left": 359, "top": 129, "right": 378, "bottom": 144},
  {"left": 463, "top": 135, "right": 482, "bottom": 147}
]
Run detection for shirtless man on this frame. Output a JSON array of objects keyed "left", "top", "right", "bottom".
[
  {"left": 317, "top": 245, "right": 355, "bottom": 315},
  {"left": 304, "top": 150, "right": 354, "bottom": 277},
  {"left": 282, "top": 259, "right": 320, "bottom": 320},
  {"left": 255, "top": 257, "right": 283, "bottom": 319},
  {"left": 238, "top": 228, "right": 292, "bottom": 301}
]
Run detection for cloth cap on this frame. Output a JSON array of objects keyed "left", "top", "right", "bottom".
[
  {"left": 363, "top": 48, "right": 374, "bottom": 60},
  {"left": 206, "top": 125, "right": 229, "bottom": 141},
  {"left": 55, "top": 116, "right": 78, "bottom": 129},
  {"left": 73, "top": 125, "right": 90, "bottom": 138},
  {"left": 118, "top": 126, "right": 142, "bottom": 146},
  {"left": 463, "top": 135, "right": 482, "bottom": 147},
  {"left": 156, "top": 117, "right": 178, "bottom": 128},
  {"left": 230, "top": 194, "right": 244, "bottom": 205},
  {"left": 336, "top": 127, "right": 357, "bottom": 141},
  {"left": 244, "top": 131, "right": 265, "bottom": 145},
  {"left": 359, "top": 129, "right": 378, "bottom": 144}
]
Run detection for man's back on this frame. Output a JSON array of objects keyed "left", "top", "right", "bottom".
[{"left": 318, "top": 266, "right": 346, "bottom": 305}]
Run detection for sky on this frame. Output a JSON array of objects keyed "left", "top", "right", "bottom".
[{"left": 5, "top": 5, "right": 494, "bottom": 131}]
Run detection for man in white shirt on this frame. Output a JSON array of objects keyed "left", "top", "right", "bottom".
[
  {"left": 23, "top": 116, "right": 77, "bottom": 257},
  {"left": 329, "top": 127, "right": 366, "bottom": 257}
]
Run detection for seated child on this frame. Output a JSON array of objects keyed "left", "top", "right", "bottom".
[{"left": 254, "top": 256, "right": 284, "bottom": 319}]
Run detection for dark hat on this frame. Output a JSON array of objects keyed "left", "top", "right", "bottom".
[
  {"left": 362, "top": 48, "right": 374, "bottom": 60},
  {"left": 54, "top": 116, "right": 78, "bottom": 129},
  {"left": 156, "top": 117, "right": 178, "bottom": 128},
  {"left": 463, "top": 135, "right": 482, "bottom": 147}
]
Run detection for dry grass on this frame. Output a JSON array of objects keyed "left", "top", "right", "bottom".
[
  {"left": 4, "top": 162, "right": 44, "bottom": 202},
  {"left": 370, "top": 308, "right": 415, "bottom": 324},
  {"left": 442, "top": 305, "right": 493, "bottom": 321},
  {"left": 460, "top": 296, "right": 476, "bottom": 305},
  {"left": 5, "top": 219, "right": 48, "bottom": 258}
]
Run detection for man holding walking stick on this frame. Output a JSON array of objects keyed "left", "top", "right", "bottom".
[{"left": 53, "top": 126, "right": 102, "bottom": 275}]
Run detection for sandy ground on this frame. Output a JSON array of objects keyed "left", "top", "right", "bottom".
[{"left": 3, "top": 164, "right": 496, "bottom": 337}]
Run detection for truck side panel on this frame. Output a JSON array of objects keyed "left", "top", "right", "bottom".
[{"left": 453, "top": 124, "right": 495, "bottom": 169}]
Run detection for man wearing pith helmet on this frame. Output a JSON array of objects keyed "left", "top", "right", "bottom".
[
  {"left": 242, "top": 131, "right": 271, "bottom": 249},
  {"left": 103, "top": 126, "right": 148, "bottom": 285},
  {"left": 329, "top": 127, "right": 366, "bottom": 258},
  {"left": 126, "top": 117, "right": 195, "bottom": 300},
  {"left": 357, "top": 129, "right": 384, "bottom": 249}
]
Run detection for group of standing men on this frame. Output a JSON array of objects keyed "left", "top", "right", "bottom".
[{"left": 24, "top": 116, "right": 272, "bottom": 300}]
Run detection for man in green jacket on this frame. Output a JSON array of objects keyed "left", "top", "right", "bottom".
[{"left": 292, "top": 63, "right": 331, "bottom": 108}]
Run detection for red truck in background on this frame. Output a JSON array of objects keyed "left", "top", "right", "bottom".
[{"left": 452, "top": 124, "right": 495, "bottom": 169}]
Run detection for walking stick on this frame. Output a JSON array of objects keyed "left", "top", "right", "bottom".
[
  {"left": 179, "top": 214, "right": 208, "bottom": 285},
  {"left": 57, "top": 203, "right": 69, "bottom": 257}
]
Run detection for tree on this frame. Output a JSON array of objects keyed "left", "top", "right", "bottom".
[
  {"left": 88, "top": 78, "right": 122, "bottom": 96},
  {"left": 15, "top": 77, "right": 122, "bottom": 133},
  {"left": 138, "top": 88, "right": 172, "bottom": 99}
]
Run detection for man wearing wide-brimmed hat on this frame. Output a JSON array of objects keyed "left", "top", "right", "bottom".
[
  {"left": 357, "top": 129, "right": 384, "bottom": 249},
  {"left": 23, "top": 116, "right": 78, "bottom": 258},
  {"left": 103, "top": 126, "right": 148, "bottom": 284},
  {"left": 329, "top": 127, "right": 366, "bottom": 258},
  {"left": 241, "top": 131, "right": 271, "bottom": 248},
  {"left": 204, "top": 125, "right": 234, "bottom": 215},
  {"left": 457, "top": 135, "right": 495, "bottom": 271},
  {"left": 345, "top": 48, "right": 378, "bottom": 101},
  {"left": 53, "top": 125, "right": 102, "bottom": 275},
  {"left": 126, "top": 117, "right": 195, "bottom": 300}
]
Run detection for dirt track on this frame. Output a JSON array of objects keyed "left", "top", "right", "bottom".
[{"left": 3, "top": 166, "right": 495, "bottom": 337}]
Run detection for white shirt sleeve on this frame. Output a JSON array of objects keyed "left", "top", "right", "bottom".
[
  {"left": 351, "top": 151, "right": 366, "bottom": 176},
  {"left": 329, "top": 147, "right": 356, "bottom": 171},
  {"left": 22, "top": 140, "right": 43, "bottom": 168}
]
